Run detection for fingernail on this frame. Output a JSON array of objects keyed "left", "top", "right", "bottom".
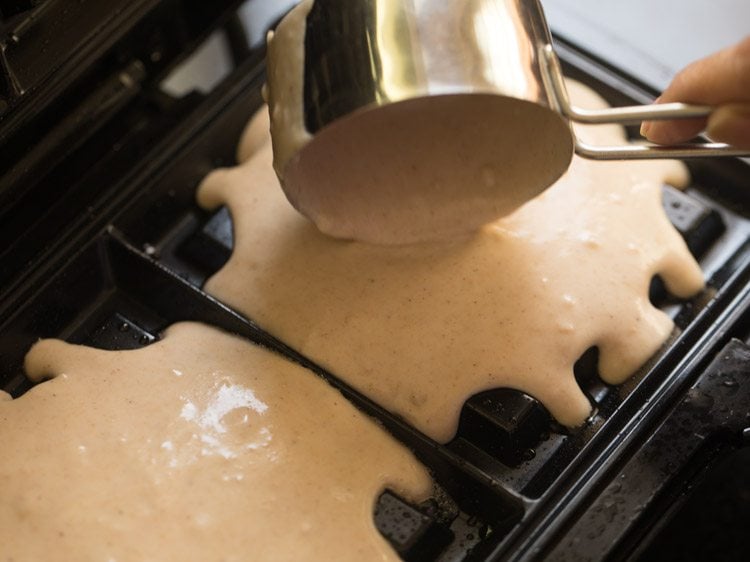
[{"left": 641, "top": 97, "right": 662, "bottom": 139}]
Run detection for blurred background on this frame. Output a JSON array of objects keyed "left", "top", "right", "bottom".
[
  {"left": 163, "top": 0, "right": 750, "bottom": 100},
  {"left": 542, "top": 0, "right": 750, "bottom": 91}
]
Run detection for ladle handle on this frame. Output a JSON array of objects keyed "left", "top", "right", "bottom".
[{"left": 539, "top": 45, "right": 750, "bottom": 159}]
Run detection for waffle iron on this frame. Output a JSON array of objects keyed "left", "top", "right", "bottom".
[{"left": 1, "top": 1, "right": 749, "bottom": 560}]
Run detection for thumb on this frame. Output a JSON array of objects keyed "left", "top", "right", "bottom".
[{"left": 706, "top": 103, "right": 750, "bottom": 149}]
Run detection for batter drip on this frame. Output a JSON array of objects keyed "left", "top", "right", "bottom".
[{"left": 199, "top": 80, "right": 705, "bottom": 442}]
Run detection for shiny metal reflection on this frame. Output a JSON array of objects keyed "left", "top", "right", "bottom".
[
  {"left": 301, "top": 0, "right": 562, "bottom": 136},
  {"left": 297, "top": 0, "right": 748, "bottom": 163},
  {"left": 538, "top": 45, "right": 750, "bottom": 159},
  {"left": 267, "top": 0, "right": 748, "bottom": 237}
]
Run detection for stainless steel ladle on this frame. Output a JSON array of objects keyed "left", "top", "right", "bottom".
[{"left": 265, "top": 0, "right": 749, "bottom": 241}]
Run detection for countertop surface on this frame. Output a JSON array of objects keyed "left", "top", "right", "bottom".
[{"left": 542, "top": 0, "right": 750, "bottom": 91}]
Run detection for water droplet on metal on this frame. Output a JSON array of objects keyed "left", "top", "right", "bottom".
[{"left": 143, "top": 244, "right": 159, "bottom": 258}]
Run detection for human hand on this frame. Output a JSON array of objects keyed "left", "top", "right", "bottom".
[{"left": 640, "top": 36, "right": 750, "bottom": 149}]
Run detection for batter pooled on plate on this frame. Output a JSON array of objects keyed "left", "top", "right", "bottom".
[
  {"left": 198, "top": 80, "right": 704, "bottom": 443},
  {"left": 0, "top": 323, "right": 431, "bottom": 561}
]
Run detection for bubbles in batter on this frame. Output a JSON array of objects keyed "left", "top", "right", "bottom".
[{"left": 199, "top": 80, "right": 704, "bottom": 442}]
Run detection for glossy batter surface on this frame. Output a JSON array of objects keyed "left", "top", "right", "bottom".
[
  {"left": 200, "top": 81, "right": 705, "bottom": 442},
  {"left": 1, "top": 323, "right": 431, "bottom": 561}
]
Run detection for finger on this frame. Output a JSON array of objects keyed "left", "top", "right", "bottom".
[
  {"left": 641, "top": 116, "right": 707, "bottom": 145},
  {"left": 642, "top": 36, "right": 750, "bottom": 144},
  {"left": 706, "top": 103, "right": 750, "bottom": 149},
  {"left": 659, "top": 36, "right": 750, "bottom": 105}
]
